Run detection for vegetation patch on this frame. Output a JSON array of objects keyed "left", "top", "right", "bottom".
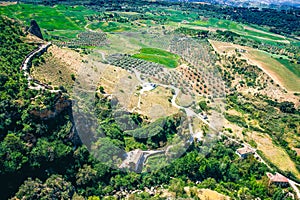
[
  {"left": 132, "top": 48, "right": 180, "bottom": 68},
  {"left": 209, "top": 40, "right": 300, "bottom": 92}
]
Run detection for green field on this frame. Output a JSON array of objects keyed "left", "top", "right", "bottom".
[
  {"left": 164, "top": 9, "right": 199, "bottom": 22},
  {"left": 0, "top": 4, "right": 99, "bottom": 39},
  {"left": 132, "top": 48, "right": 180, "bottom": 68},
  {"left": 0, "top": 4, "right": 91, "bottom": 30},
  {"left": 242, "top": 29, "right": 284, "bottom": 41},
  {"left": 88, "top": 21, "right": 131, "bottom": 32},
  {"left": 275, "top": 58, "right": 300, "bottom": 78},
  {"left": 190, "top": 18, "right": 286, "bottom": 42},
  {"left": 191, "top": 18, "right": 244, "bottom": 30}
]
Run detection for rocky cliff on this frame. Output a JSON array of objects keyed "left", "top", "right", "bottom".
[
  {"left": 28, "top": 19, "right": 43, "bottom": 40},
  {"left": 30, "top": 93, "right": 71, "bottom": 120}
]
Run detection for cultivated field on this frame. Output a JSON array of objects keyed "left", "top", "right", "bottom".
[
  {"left": 88, "top": 21, "right": 132, "bottom": 32},
  {"left": 132, "top": 48, "right": 180, "bottom": 68},
  {"left": 189, "top": 18, "right": 289, "bottom": 43}
]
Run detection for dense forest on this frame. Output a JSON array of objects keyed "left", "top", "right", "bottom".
[{"left": 0, "top": 15, "right": 294, "bottom": 199}]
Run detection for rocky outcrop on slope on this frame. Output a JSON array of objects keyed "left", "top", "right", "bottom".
[
  {"left": 27, "top": 19, "right": 43, "bottom": 39},
  {"left": 30, "top": 93, "right": 71, "bottom": 120}
]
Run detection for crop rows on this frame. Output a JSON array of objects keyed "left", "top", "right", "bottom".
[
  {"left": 107, "top": 53, "right": 225, "bottom": 98},
  {"left": 55, "top": 31, "right": 108, "bottom": 47}
]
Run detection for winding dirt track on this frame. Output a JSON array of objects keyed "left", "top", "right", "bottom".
[{"left": 21, "top": 42, "right": 60, "bottom": 93}]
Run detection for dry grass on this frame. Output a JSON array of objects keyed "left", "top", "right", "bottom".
[
  {"left": 160, "top": 187, "right": 230, "bottom": 199},
  {"left": 138, "top": 86, "right": 179, "bottom": 120},
  {"left": 176, "top": 91, "right": 194, "bottom": 107},
  {"left": 223, "top": 119, "right": 245, "bottom": 140},
  {"left": 184, "top": 187, "right": 230, "bottom": 200},
  {"left": 209, "top": 40, "right": 237, "bottom": 55},
  {"left": 97, "top": 65, "right": 140, "bottom": 108},
  {"left": 248, "top": 132, "right": 300, "bottom": 179},
  {"left": 97, "top": 65, "right": 179, "bottom": 120},
  {"left": 31, "top": 45, "right": 82, "bottom": 90}
]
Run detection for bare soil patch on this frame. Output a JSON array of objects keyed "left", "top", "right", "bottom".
[
  {"left": 184, "top": 187, "right": 230, "bottom": 200},
  {"left": 0, "top": 1, "right": 17, "bottom": 6}
]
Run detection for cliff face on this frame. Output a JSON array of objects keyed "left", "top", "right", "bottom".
[
  {"left": 30, "top": 94, "right": 71, "bottom": 120},
  {"left": 30, "top": 94, "right": 81, "bottom": 145},
  {"left": 28, "top": 19, "right": 43, "bottom": 40}
]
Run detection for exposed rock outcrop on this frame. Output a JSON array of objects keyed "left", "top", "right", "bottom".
[
  {"left": 30, "top": 93, "right": 71, "bottom": 120},
  {"left": 27, "top": 19, "right": 43, "bottom": 40}
]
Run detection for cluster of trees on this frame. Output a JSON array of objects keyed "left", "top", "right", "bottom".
[
  {"left": 93, "top": 93, "right": 181, "bottom": 150},
  {"left": 175, "top": 27, "right": 209, "bottom": 38},
  {"left": 0, "top": 16, "right": 76, "bottom": 198}
]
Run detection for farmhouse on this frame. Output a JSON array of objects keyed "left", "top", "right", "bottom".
[
  {"left": 266, "top": 172, "right": 289, "bottom": 187},
  {"left": 140, "top": 83, "right": 157, "bottom": 93},
  {"left": 236, "top": 48, "right": 247, "bottom": 53},
  {"left": 181, "top": 20, "right": 189, "bottom": 24},
  {"left": 120, "top": 149, "right": 145, "bottom": 172},
  {"left": 236, "top": 146, "right": 255, "bottom": 159}
]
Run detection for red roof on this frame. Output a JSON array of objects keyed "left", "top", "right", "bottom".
[
  {"left": 268, "top": 173, "right": 289, "bottom": 183},
  {"left": 236, "top": 146, "right": 254, "bottom": 155}
]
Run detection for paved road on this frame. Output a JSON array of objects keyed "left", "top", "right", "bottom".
[{"left": 289, "top": 179, "right": 300, "bottom": 199}]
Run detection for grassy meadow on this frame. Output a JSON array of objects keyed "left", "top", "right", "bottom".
[
  {"left": 275, "top": 58, "right": 300, "bottom": 78},
  {"left": 0, "top": 3, "right": 97, "bottom": 39},
  {"left": 132, "top": 48, "right": 180, "bottom": 68}
]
